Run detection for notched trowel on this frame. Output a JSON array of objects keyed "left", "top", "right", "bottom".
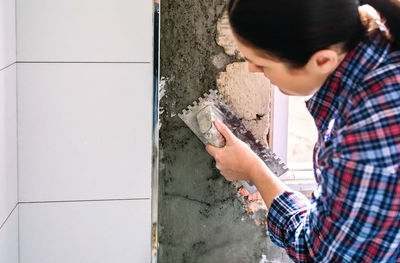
[{"left": 179, "top": 89, "right": 288, "bottom": 194}]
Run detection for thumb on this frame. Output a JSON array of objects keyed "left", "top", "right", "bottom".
[
  {"left": 205, "top": 144, "right": 221, "bottom": 158},
  {"left": 214, "top": 118, "right": 235, "bottom": 144}
]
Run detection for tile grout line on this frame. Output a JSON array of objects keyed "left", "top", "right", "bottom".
[
  {"left": 15, "top": 0, "right": 20, "bottom": 260},
  {"left": 19, "top": 198, "right": 150, "bottom": 205},
  {"left": 0, "top": 203, "right": 18, "bottom": 231},
  {"left": 0, "top": 61, "right": 17, "bottom": 72},
  {"left": 17, "top": 205, "right": 20, "bottom": 263},
  {"left": 16, "top": 61, "right": 151, "bottom": 64},
  {"left": 16, "top": 64, "right": 20, "bottom": 263}
]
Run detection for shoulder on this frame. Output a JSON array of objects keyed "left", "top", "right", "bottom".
[
  {"left": 347, "top": 49, "right": 400, "bottom": 125},
  {"left": 364, "top": 49, "right": 400, "bottom": 90},
  {"left": 336, "top": 50, "right": 400, "bottom": 167}
]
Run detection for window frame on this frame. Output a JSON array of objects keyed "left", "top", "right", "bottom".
[{"left": 270, "top": 85, "right": 317, "bottom": 192}]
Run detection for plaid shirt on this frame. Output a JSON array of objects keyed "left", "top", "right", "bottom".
[{"left": 267, "top": 31, "right": 400, "bottom": 262}]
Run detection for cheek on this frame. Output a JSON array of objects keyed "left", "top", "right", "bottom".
[
  {"left": 263, "top": 71, "right": 288, "bottom": 87},
  {"left": 265, "top": 73, "right": 302, "bottom": 95}
]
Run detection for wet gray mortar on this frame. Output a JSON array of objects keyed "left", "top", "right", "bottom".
[{"left": 158, "top": 0, "right": 292, "bottom": 262}]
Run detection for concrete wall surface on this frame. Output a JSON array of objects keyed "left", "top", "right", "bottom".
[{"left": 158, "top": 0, "right": 291, "bottom": 262}]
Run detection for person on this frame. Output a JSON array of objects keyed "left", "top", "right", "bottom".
[{"left": 205, "top": 0, "right": 400, "bottom": 262}]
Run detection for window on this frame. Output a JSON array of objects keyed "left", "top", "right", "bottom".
[{"left": 270, "top": 86, "right": 318, "bottom": 195}]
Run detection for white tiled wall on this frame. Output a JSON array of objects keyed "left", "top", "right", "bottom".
[
  {"left": 0, "top": 64, "right": 17, "bottom": 226},
  {"left": 17, "top": 0, "right": 152, "bottom": 62},
  {"left": 19, "top": 200, "right": 151, "bottom": 263},
  {"left": 0, "top": 208, "right": 19, "bottom": 263},
  {"left": 0, "top": 0, "right": 16, "bottom": 69},
  {"left": 0, "top": 0, "right": 18, "bottom": 262},
  {"left": 18, "top": 63, "right": 152, "bottom": 202},
  {"left": 15, "top": 0, "right": 154, "bottom": 262}
]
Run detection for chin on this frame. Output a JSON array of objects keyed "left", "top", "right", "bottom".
[
  {"left": 278, "top": 86, "right": 317, "bottom": 97},
  {"left": 280, "top": 90, "right": 291, "bottom": 95},
  {"left": 276, "top": 87, "right": 294, "bottom": 96}
]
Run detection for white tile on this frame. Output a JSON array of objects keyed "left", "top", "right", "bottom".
[
  {"left": 0, "top": 64, "right": 17, "bottom": 225},
  {"left": 18, "top": 63, "right": 152, "bottom": 201},
  {"left": 0, "top": 0, "right": 16, "bottom": 68},
  {"left": 19, "top": 200, "right": 151, "bottom": 263},
  {"left": 0, "top": 207, "right": 19, "bottom": 263},
  {"left": 17, "top": 0, "right": 152, "bottom": 62}
]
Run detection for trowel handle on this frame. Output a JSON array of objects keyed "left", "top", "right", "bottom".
[{"left": 239, "top": 180, "right": 258, "bottom": 194}]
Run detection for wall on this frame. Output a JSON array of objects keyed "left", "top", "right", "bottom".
[
  {"left": 0, "top": 0, "right": 18, "bottom": 262},
  {"left": 3, "top": 0, "right": 154, "bottom": 262},
  {"left": 158, "top": 0, "right": 291, "bottom": 262}
]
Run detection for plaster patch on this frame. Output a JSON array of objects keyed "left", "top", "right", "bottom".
[
  {"left": 217, "top": 62, "right": 271, "bottom": 142},
  {"left": 212, "top": 53, "right": 230, "bottom": 69},
  {"left": 243, "top": 117, "right": 270, "bottom": 145},
  {"left": 215, "top": 15, "right": 271, "bottom": 224},
  {"left": 216, "top": 12, "right": 243, "bottom": 58}
]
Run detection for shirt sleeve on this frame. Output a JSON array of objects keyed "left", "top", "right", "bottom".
[{"left": 267, "top": 85, "right": 400, "bottom": 262}]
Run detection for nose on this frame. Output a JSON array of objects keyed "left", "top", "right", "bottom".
[{"left": 248, "top": 62, "right": 263, "bottom": 73}]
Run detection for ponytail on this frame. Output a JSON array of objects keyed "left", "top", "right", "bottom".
[{"left": 363, "top": 0, "right": 400, "bottom": 48}]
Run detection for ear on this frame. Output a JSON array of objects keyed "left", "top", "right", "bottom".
[{"left": 306, "top": 50, "right": 339, "bottom": 75}]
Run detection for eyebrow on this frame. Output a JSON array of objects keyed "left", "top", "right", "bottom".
[
  {"left": 244, "top": 56, "right": 256, "bottom": 64},
  {"left": 246, "top": 51, "right": 280, "bottom": 63},
  {"left": 244, "top": 56, "right": 266, "bottom": 68}
]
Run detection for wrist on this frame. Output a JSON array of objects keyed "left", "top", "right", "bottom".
[
  {"left": 249, "top": 158, "right": 289, "bottom": 207},
  {"left": 247, "top": 155, "right": 267, "bottom": 182}
]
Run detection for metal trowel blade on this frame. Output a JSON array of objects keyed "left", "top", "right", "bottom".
[{"left": 179, "top": 89, "right": 289, "bottom": 194}]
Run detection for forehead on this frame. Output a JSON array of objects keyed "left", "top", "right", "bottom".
[
  {"left": 243, "top": 52, "right": 284, "bottom": 68},
  {"left": 234, "top": 36, "right": 281, "bottom": 64}
]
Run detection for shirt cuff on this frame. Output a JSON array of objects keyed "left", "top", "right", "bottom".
[{"left": 267, "top": 191, "right": 310, "bottom": 248}]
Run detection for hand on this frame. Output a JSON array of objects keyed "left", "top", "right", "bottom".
[
  {"left": 207, "top": 119, "right": 289, "bottom": 208},
  {"left": 205, "top": 118, "right": 261, "bottom": 182},
  {"left": 240, "top": 187, "right": 263, "bottom": 201}
]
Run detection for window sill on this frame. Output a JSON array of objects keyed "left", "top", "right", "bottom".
[{"left": 280, "top": 163, "right": 317, "bottom": 192}]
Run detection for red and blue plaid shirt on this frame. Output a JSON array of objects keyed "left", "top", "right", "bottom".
[{"left": 267, "top": 31, "right": 400, "bottom": 262}]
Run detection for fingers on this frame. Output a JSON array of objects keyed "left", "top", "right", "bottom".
[
  {"left": 214, "top": 119, "right": 235, "bottom": 143},
  {"left": 239, "top": 188, "right": 263, "bottom": 201},
  {"left": 206, "top": 144, "right": 225, "bottom": 177},
  {"left": 248, "top": 192, "right": 263, "bottom": 201},
  {"left": 240, "top": 187, "right": 250, "bottom": 196}
]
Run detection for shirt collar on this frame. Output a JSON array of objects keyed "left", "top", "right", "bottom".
[{"left": 305, "top": 32, "right": 391, "bottom": 131}]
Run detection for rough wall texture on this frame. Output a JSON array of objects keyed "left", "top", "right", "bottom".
[{"left": 158, "top": 0, "right": 291, "bottom": 262}]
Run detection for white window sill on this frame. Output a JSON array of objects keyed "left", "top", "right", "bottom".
[{"left": 280, "top": 162, "right": 317, "bottom": 192}]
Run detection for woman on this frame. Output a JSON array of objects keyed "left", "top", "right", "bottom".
[{"left": 206, "top": 0, "right": 400, "bottom": 262}]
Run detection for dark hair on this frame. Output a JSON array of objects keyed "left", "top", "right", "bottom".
[{"left": 228, "top": 0, "right": 400, "bottom": 67}]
